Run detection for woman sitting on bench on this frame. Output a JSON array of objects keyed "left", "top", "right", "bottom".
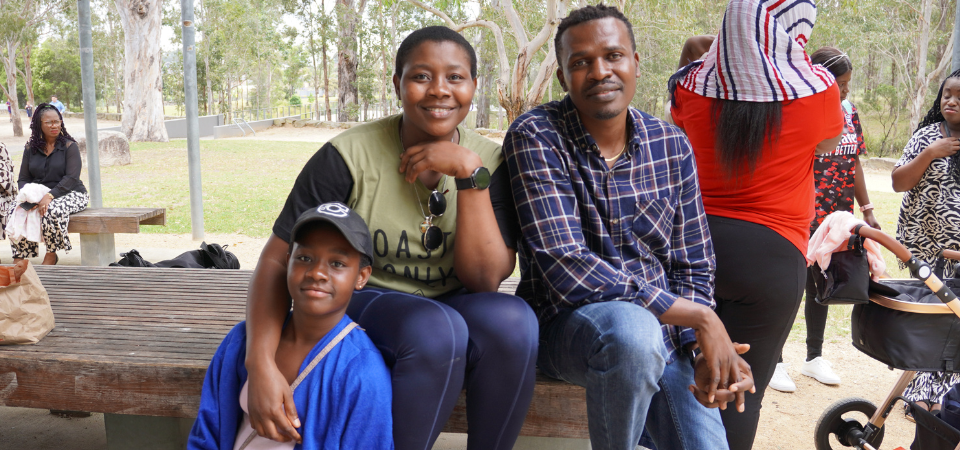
[
  {"left": 10, "top": 103, "right": 88, "bottom": 265},
  {"left": 243, "top": 26, "right": 538, "bottom": 450}
]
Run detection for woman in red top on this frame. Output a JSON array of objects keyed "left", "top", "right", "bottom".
[{"left": 670, "top": 1, "right": 843, "bottom": 448}]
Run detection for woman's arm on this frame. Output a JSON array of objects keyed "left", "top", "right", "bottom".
[
  {"left": 815, "top": 132, "right": 843, "bottom": 155},
  {"left": 853, "top": 156, "right": 880, "bottom": 229},
  {"left": 244, "top": 234, "right": 302, "bottom": 443},
  {"left": 892, "top": 137, "right": 960, "bottom": 192},
  {"left": 399, "top": 141, "right": 515, "bottom": 292}
]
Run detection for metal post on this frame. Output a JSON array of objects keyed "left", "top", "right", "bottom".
[
  {"left": 954, "top": 0, "right": 960, "bottom": 73},
  {"left": 182, "top": 0, "right": 204, "bottom": 240},
  {"left": 77, "top": 0, "right": 102, "bottom": 208}
]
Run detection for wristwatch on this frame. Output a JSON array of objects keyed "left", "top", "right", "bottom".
[{"left": 455, "top": 167, "right": 491, "bottom": 190}]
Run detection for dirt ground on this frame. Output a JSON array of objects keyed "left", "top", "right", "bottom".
[{"left": 0, "top": 118, "right": 924, "bottom": 449}]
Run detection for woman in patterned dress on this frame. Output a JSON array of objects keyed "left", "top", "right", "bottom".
[
  {"left": 892, "top": 69, "right": 960, "bottom": 417},
  {"left": 9, "top": 103, "right": 88, "bottom": 265},
  {"left": 0, "top": 142, "right": 17, "bottom": 246}
]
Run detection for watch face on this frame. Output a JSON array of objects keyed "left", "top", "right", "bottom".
[{"left": 474, "top": 167, "right": 491, "bottom": 190}]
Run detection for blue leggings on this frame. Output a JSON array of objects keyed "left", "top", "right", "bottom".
[{"left": 346, "top": 287, "right": 539, "bottom": 450}]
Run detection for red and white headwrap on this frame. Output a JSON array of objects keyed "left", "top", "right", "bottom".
[{"left": 678, "top": 0, "right": 835, "bottom": 102}]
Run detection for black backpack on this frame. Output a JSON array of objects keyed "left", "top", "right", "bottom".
[{"left": 110, "top": 242, "right": 240, "bottom": 269}]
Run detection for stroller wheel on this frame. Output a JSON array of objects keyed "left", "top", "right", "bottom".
[{"left": 815, "top": 397, "right": 885, "bottom": 450}]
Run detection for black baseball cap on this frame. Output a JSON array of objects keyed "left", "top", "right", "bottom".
[{"left": 290, "top": 202, "right": 374, "bottom": 263}]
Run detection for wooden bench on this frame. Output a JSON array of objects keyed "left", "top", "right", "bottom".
[
  {"left": 0, "top": 267, "right": 587, "bottom": 450},
  {"left": 67, "top": 207, "right": 166, "bottom": 266}
]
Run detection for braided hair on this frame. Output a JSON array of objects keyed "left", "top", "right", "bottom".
[
  {"left": 26, "top": 103, "right": 75, "bottom": 154},
  {"left": 917, "top": 69, "right": 960, "bottom": 133},
  {"left": 916, "top": 69, "right": 960, "bottom": 183}
]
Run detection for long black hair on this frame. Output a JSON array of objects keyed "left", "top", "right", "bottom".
[
  {"left": 712, "top": 100, "right": 782, "bottom": 181},
  {"left": 669, "top": 65, "right": 781, "bottom": 181},
  {"left": 917, "top": 69, "right": 960, "bottom": 133},
  {"left": 26, "top": 103, "right": 74, "bottom": 153}
]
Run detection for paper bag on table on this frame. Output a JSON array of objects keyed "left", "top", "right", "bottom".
[{"left": 0, "top": 261, "right": 54, "bottom": 344}]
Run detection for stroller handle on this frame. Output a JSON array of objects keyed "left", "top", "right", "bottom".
[{"left": 855, "top": 226, "right": 960, "bottom": 317}]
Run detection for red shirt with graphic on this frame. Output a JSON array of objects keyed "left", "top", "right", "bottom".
[{"left": 811, "top": 100, "right": 865, "bottom": 232}]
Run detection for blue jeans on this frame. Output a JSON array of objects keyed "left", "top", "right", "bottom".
[{"left": 538, "top": 301, "right": 728, "bottom": 450}]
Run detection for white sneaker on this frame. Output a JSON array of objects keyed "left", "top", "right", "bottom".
[
  {"left": 769, "top": 362, "right": 797, "bottom": 393},
  {"left": 801, "top": 356, "right": 841, "bottom": 385}
]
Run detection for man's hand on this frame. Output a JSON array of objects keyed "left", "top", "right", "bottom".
[
  {"left": 689, "top": 342, "right": 754, "bottom": 411},
  {"left": 246, "top": 362, "right": 302, "bottom": 444},
  {"left": 692, "top": 319, "right": 755, "bottom": 411}
]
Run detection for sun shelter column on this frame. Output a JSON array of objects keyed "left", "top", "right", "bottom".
[
  {"left": 78, "top": 0, "right": 102, "bottom": 208},
  {"left": 182, "top": 0, "right": 204, "bottom": 240}
]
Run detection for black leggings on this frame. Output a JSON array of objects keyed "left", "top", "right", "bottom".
[
  {"left": 346, "top": 287, "right": 538, "bottom": 450},
  {"left": 803, "top": 271, "right": 829, "bottom": 360},
  {"left": 708, "top": 216, "right": 805, "bottom": 450}
]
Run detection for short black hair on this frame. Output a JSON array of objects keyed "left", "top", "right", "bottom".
[
  {"left": 395, "top": 26, "right": 477, "bottom": 79},
  {"left": 555, "top": 3, "right": 636, "bottom": 63},
  {"left": 291, "top": 222, "right": 372, "bottom": 269},
  {"left": 810, "top": 47, "right": 853, "bottom": 79}
]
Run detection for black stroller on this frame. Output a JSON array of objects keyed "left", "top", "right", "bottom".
[{"left": 814, "top": 226, "right": 960, "bottom": 450}]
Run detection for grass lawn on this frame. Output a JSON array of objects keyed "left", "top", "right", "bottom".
[{"left": 80, "top": 139, "right": 322, "bottom": 237}]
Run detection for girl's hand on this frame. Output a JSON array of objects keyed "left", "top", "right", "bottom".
[
  {"left": 399, "top": 141, "right": 482, "bottom": 183},
  {"left": 923, "top": 137, "right": 960, "bottom": 159}
]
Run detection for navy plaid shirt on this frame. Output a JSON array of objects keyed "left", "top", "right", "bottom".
[{"left": 503, "top": 97, "right": 715, "bottom": 360}]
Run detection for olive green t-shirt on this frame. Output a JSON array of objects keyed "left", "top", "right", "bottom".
[{"left": 273, "top": 115, "right": 511, "bottom": 298}]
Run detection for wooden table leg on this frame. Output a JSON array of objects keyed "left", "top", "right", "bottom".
[
  {"left": 79, "top": 233, "right": 116, "bottom": 266},
  {"left": 104, "top": 413, "right": 193, "bottom": 450}
]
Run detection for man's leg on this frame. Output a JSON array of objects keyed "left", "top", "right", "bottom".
[
  {"left": 644, "top": 353, "right": 729, "bottom": 450},
  {"left": 538, "top": 302, "right": 667, "bottom": 450}
]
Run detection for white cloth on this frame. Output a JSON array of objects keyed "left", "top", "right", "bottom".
[
  {"left": 5, "top": 183, "right": 51, "bottom": 243},
  {"left": 678, "top": 0, "right": 835, "bottom": 102},
  {"left": 806, "top": 211, "right": 886, "bottom": 281}
]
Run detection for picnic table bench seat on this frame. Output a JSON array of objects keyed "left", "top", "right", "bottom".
[
  {"left": 0, "top": 267, "right": 587, "bottom": 450},
  {"left": 67, "top": 207, "right": 166, "bottom": 266}
]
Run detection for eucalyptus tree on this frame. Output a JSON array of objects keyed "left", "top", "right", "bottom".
[
  {"left": 0, "top": 0, "right": 59, "bottom": 137},
  {"left": 115, "top": 0, "right": 168, "bottom": 141},
  {"left": 337, "top": 0, "right": 367, "bottom": 121}
]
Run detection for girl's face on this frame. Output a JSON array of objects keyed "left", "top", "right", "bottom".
[
  {"left": 836, "top": 70, "right": 852, "bottom": 101},
  {"left": 393, "top": 40, "right": 476, "bottom": 142},
  {"left": 941, "top": 78, "right": 960, "bottom": 127},
  {"left": 39, "top": 110, "right": 61, "bottom": 141}
]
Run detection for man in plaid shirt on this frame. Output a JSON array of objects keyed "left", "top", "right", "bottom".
[{"left": 503, "top": 5, "right": 754, "bottom": 450}]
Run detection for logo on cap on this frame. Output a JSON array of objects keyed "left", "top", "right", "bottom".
[{"left": 317, "top": 202, "right": 350, "bottom": 218}]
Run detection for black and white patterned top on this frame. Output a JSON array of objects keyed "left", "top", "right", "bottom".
[
  {"left": 0, "top": 143, "right": 17, "bottom": 240},
  {"left": 895, "top": 123, "right": 960, "bottom": 273}
]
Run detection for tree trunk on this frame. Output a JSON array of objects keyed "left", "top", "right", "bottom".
[
  {"left": 336, "top": 0, "right": 366, "bottom": 122},
  {"left": 476, "top": 55, "right": 491, "bottom": 128},
  {"left": 114, "top": 0, "right": 168, "bottom": 141},
  {"left": 322, "top": 19, "right": 330, "bottom": 121},
  {"left": 22, "top": 46, "right": 35, "bottom": 107},
  {"left": 2, "top": 41, "right": 22, "bottom": 137},
  {"left": 910, "top": 0, "right": 935, "bottom": 132}
]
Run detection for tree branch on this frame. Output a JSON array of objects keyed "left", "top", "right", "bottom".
[
  {"left": 498, "top": 0, "right": 528, "bottom": 48},
  {"left": 403, "top": 0, "right": 511, "bottom": 95}
]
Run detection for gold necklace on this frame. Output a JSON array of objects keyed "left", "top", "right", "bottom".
[{"left": 604, "top": 140, "right": 628, "bottom": 163}]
